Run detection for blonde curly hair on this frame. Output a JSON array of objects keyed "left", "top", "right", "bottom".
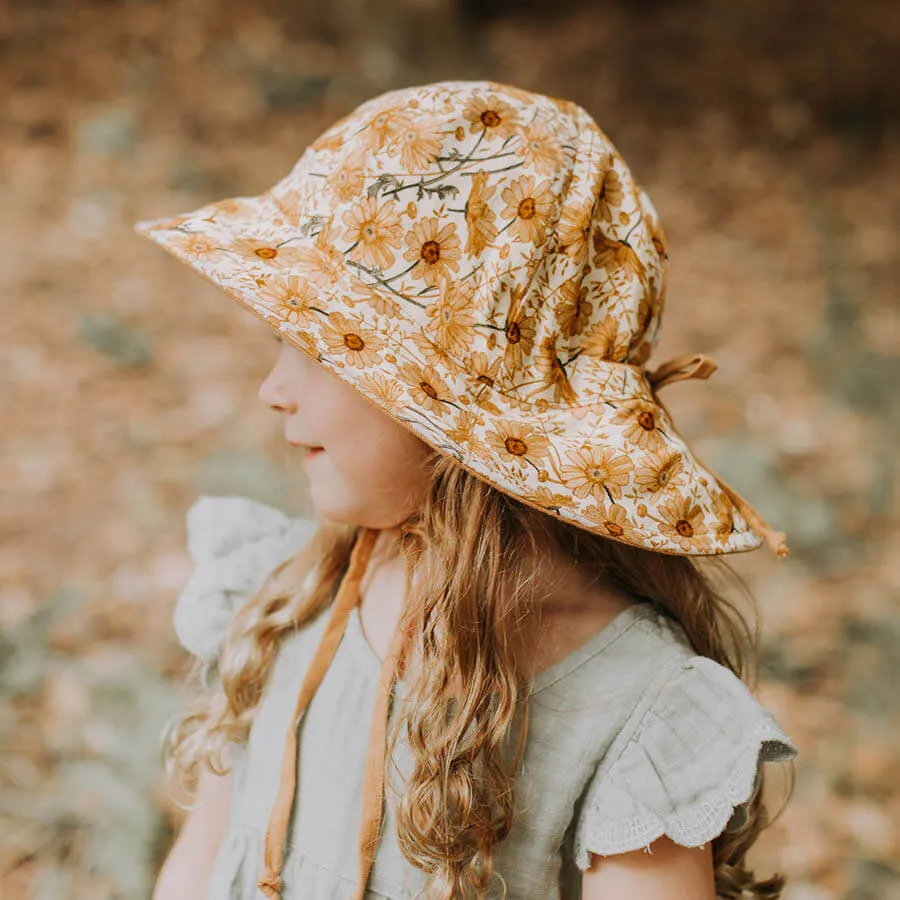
[{"left": 161, "top": 452, "right": 794, "bottom": 899}]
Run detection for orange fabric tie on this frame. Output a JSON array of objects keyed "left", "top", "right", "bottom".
[
  {"left": 645, "top": 353, "right": 790, "bottom": 559},
  {"left": 257, "top": 526, "right": 415, "bottom": 899}
]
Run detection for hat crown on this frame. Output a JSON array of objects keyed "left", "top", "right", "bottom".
[{"left": 260, "top": 80, "right": 667, "bottom": 411}]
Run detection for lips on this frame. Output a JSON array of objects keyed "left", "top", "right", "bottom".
[{"left": 288, "top": 441, "right": 324, "bottom": 459}]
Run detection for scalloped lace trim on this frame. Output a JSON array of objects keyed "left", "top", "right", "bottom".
[{"left": 573, "top": 715, "right": 797, "bottom": 868}]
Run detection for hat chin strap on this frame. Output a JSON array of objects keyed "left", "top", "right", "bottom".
[
  {"left": 257, "top": 526, "right": 415, "bottom": 899},
  {"left": 646, "top": 353, "right": 790, "bottom": 559}
]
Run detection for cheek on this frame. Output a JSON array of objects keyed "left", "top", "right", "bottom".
[
  {"left": 327, "top": 409, "right": 431, "bottom": 491},
  {"left": 306, "top": 383, "right": 433, "bottom": 523}
]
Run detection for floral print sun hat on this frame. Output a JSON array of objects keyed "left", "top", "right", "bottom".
[{"left": 135, "top": 79, "right": 789, "bottom": 560}]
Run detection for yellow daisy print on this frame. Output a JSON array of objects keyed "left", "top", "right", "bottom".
[
  {"left": 581, "top": 315, "right": 630, "bottom": 362},
  {"left": 462, "top": 94, "right": 521, "bottom": 139},
  {"left": 501, "top": 176, "right": 555, "bottom": 247},
  {"left": 484, "top": 420, "right": 551, "bottom": 467},
  {"left": 426, "top": 282, "right": 477, "bottom": 356},
  {"left": 320, "top": 312, "right": 385, "bottom": 369},
  {"left": 357, "top": 371, "right": 406, "bottom": 413},
  {"left": 342, "top": 197, "right": 403, "bottom": 271},
  {"left": 555, "top": 277, "right": 593, "bottom": 340},
  {"left": 326, "top": 144, "right": 367, "bottom": 203},
  {"left": 397, "top": 360, "right": 453, "bottom": 415},
  {"left": 403, "top": 218, "right": 462, "bottom": 287},
  {"left": 556, "top": 195, "right": 594, "bottom": 261},
  {"left": 393, "top": 118, "right": 444, "bottom": 172},
  {"left": 593, "top": 232, "right": 645, "bottom": 280},
  {"left": 583, "top": 501, "right": 642, "bottom": 543},
  {"left": 166, "top": 230, "right": 220, "bottom": 261},
  {"left": 634, "top": 450, "right": 685, "bottom": 498},
  {"left": 464, "top": 170, "right": 499, "bottom": 255},
  {"left": 502, "top": 294, "right": 538, "bottom": 372},
  {"left": 363, "top": 102, "right": 413, "bottom": 152},
  {"left": 562, "top": 446, "right": 635, "bottom": 501},
  {"left": 256, "top": 276, "right": 319, "bottom": 325},
  {"left": 229, "top": 237, "right": 300, "bottom": 268},
  {"left": 515, "top": 120, "right": 564, "bottom": 175},
  {"left": 597, "top": 161, "right": 625, "bottom": 222},
  {"left": 655, "top": 495, "right": 711, "bottom": 552},
  {"left": 611, "top": 399, "right": 667, "bottom": 453}
]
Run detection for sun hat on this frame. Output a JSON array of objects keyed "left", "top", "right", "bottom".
[
  {"left": 135, "top": 79, "right": 790, "bottom": 898},
  {"left": 135, "top": 79, "right": 789, "bottom": 562}
]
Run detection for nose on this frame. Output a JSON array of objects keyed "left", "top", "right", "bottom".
[{"left": 258, "top": 364, "right": 297, "bottom": 414}]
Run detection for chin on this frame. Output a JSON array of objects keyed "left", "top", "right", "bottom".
[{"left": 306, "top": 485, "right": 358, "bottom": 525}]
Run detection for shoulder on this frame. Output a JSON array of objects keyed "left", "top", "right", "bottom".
[
  {"left": 570, "top": 638, "right": 799, "bottom": 871},
  {"left": 173, "top": 495, "right": 318, "bottom": 660}
]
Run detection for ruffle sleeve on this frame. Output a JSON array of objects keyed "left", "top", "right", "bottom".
[
  {"left": 172, "top": 495, "right": 318, "bottom": 661},
  {"left": 572, "top": 654, "right": 798, "bottom": 870}
]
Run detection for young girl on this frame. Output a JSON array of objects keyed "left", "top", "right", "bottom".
[{"left": 136, "top": 80, "right": 798, "bottom": 900}]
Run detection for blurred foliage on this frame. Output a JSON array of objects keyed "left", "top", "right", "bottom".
[{"left": 1, "top": 0, "right": 898, "bottom": 897}]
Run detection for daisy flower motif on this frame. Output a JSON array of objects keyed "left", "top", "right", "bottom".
[
  {"left": 342, "top": 197, "right": 403, "bottom": 272},
  {"left": 556, "top": 195, "right": 593, "bottom": 260},
  {"left": 502, "top": 293, "right": 538, "bottom": 372},
  {"left": 462, "top": 94, "right": 521, "bottom": 139},
  {"left": 555, "top": 277, "right": 593, "bottom": 340},
  {"left": 561, "top": 446, "right": 635, "bottom": 502},
  {"left": 326, "top": 144, "right": 367, "bottom": 203},
  {"left": 501, "top": 176, "right": 556, "bottom": 247},
  {"left": 256, "top": 276, "right": 319, "bottom": 325},
  {"left": 357, "top": 371, "right": 406, "bottom": 413},
  {"left": 464, "top": 170, "right": 499, "bottom": 255},
  {"left": 484, "top": 420, "right": 551, "bottom": 467},
  {"left": 581, "top": 316, "right": 630, "bottom": 362},
  {"left": 165, "top": 230, "right": 221, "bottom": 262},
  {"left": 710, "top": 487, "right": 737, "bottom": 540},
  {"left": 514, "top": 120, "right": 565, "bottom": 175},
  {"left": 390, "top": 117, "right": 445, "bottom": 172},
  {"left": 597, "top": 160, "right": 625, "bottom": 222},
  {"left": 295, "top": 224, "right": 347, "bottom": 288},
  {"left": 403, "top": 218, "right": 462, "bottom": 287},
  {"left": 633, "top": 450, "right": 685, "bottom": 498},
  {"left": 654, "top": 495, "right": 712, "bottom": 552},
  {"left": 592, "top": 232, "right": 645, "bottom": 280},
  {"left": 397, "top": 360, "right": 454, "bottom": 416},
  {"left": 319, "top": 312, "right": 385, "bottom": 369},
  {"left": 229, "top": 237, "right": 301, "bottom": 269},
  {"left": 610, "top": 398, "right": 667, "bottom": 453},
  {"left": 363, "top": 102, "right": 414, "bottom": 152},
  {"left": 425, "top": 282, "right": 477, "bottom": 356},
  {"left": 583, "top": 501, "right": 642, "bottom": 543}
]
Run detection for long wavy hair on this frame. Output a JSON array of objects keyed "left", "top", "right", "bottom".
[{"left": 162, "top": 451, "right": 794, "bottom": 899}]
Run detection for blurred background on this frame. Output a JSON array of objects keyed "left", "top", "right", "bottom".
[{"left": 1, "top": 0, "right": 898, "bottom": 897}]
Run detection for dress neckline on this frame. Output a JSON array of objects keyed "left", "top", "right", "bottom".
[{"left": 344, "top": 600, "right": 658, "bottom": 696}]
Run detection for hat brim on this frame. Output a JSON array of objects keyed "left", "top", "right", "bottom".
[{"left": 135, "top": 197, "right": 765, "bottom": 558}]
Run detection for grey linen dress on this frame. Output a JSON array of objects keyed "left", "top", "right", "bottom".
[{"left": 173, "top": 496, "right": 799, "bottom": 900}]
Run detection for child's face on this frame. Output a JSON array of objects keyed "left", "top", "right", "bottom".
[{"left": 258, "top": 336, "right": 434, "bottom": 529}]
